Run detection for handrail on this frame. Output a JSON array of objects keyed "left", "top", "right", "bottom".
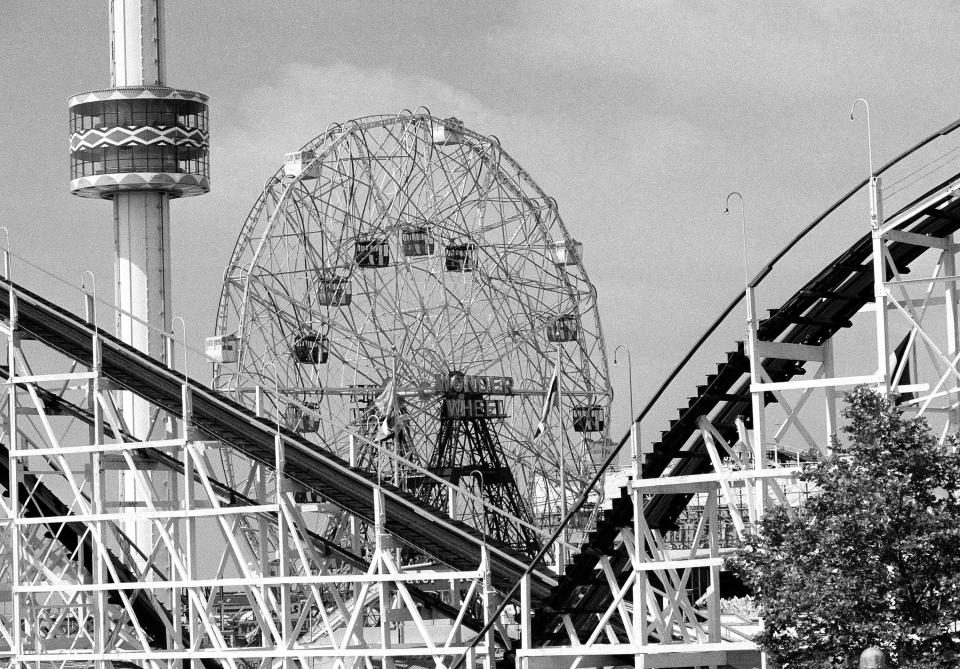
[{"left": 5, "top": 246, "right": 210, "bottom": 372}]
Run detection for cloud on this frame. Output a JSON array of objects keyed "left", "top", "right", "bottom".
[
  {"left": 493, "top": 1, "right": 960, "bottom": 133},
  {"left": 202, "top": 61, "right": 539, "bottom": 237},
  {"left": 496, "top": 4, "right": 838, "bottom": 100},
  {"left": 175, "top": 59, "right": 699, "bottom": 368},
  {"left": 195, "top": 57, "right": 731, "bottom": 266},
  {"left": 225, "top": 61, "right": 521, "bottom": 146},
  {"left": 174, "top": 62, "right": 544, "bottom": 341}
]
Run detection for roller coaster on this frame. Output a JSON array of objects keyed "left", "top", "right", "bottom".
[{"left": 3, "top": 109, "right": 960, "bottom": 669}]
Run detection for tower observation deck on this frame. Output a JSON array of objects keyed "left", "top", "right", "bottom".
[{"left": 68, "top": 86, "right": 209, "bottom": 198}]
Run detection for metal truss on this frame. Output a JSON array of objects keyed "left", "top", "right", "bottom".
[{"left": 516, "top": 414, "right": 789, "bottom": 669}]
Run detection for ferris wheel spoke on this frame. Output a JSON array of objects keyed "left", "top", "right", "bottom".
[
  {"left": 431, "top": 147, "right": 483, "bottom": 228},
  {"left": 332, "top": 301, "right": 395, "bottom": 377},
  {"left": 352, "top": 134, "right": 393, "bottom": 229},
  {"left": 250, "top": 275, "right": 385, "bottom": 389}
]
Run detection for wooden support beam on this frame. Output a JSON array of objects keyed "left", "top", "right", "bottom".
[
  {"left": 801, "top": 287, "right": 864, "bottom": 301},
  {"left": 632, "top": 467, "right": 801, "bottom": 495},
  {"left": 757, "top": 340, "right": 824, "bottom": 362},
  {"left": 884, "top": 229, "right": 951, "bottom": 250},
  {"left": 751, "top": 373, "right": 883, "bottom": 393}
]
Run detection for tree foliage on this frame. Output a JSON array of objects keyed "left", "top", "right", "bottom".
[{"left": 727, "top": 387, "right": 960, "bottom": 667}]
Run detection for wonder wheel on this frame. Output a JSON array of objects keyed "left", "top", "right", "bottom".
[{"left": 213, "top": 112, "right": 610, "bottom": 556}]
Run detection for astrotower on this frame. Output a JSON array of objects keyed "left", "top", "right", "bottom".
[{"left": 68, "top": 0, "right": 209, "bottom": 428}]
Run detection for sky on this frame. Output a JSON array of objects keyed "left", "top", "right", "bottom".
[{"left": 2, "top": 1, "right": 960, "bottom": 441}]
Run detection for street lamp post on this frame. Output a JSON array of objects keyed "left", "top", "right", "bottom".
[
  {"left": 724, "top": 192, "right": 770, "bottom": 669},
  {"left": 613, "top": 345, "right": 637, "bottom": 471},
  {"left": 851, "top": 98, "right": 892, "bottom": 399},
  {"left": 725, "top": 189, "right": 766, "bottom": 489},
  {"left": 469, "top": 469, "right": 488, "bottom": 544},
  {"left": 850, "top": 98, "right": 875, "bottom": 184},
  {"left": 469, "top": 468, "right": 494, "bottom": 669},
  {"left": 614, "top": 343, "right": 645, "bottom": 654},
  {"left": 724, "top": 191, "right": 749, "bottom": 290}
]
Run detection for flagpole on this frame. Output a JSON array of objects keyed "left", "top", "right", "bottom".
[
  {"left": 557, "top": 344, "right": 567, "bottom": 569},
  {"left": 392, "top": 348, "right": 399, "bottom": 487}
]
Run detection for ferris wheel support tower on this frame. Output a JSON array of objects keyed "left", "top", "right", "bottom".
[{"left": 68, "top": 0, "right": 209, "bottom": 544}]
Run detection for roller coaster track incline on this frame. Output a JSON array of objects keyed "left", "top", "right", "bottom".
[
  {"left": 535, "top": 166, "right": 960, "bottom": 643},
  {"left": 0, "top": 370, "right": 485, "bottom": 639},
  {"left": 0, "top": 277, "right": 556, "bottom": 605}
]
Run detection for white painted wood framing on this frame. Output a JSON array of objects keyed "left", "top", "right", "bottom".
[
  {"left": 519, "top": 171, "right": 960, "bottom": 668},
  {"left": 0, "top": 261, "right": 502, "bottom": 669}
]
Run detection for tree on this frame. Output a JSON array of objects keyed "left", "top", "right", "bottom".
[{"left": 727, "top": 387, "right": 960, "bottom": 667}]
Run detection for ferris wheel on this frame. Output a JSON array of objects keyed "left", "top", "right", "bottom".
[{"left": 213, "top": 112, "right": 611, "bottom": 555}]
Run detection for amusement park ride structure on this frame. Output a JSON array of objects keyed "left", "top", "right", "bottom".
[
  {"left": 67, "top": 0, "right": 210, "bottom": 560},
  {"left": 3, "top": 2, "right": 960, "bottom": 668}
]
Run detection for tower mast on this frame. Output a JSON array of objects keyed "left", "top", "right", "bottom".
[{"left": 109, "top": 0, "right": 172, "bottom": 383}]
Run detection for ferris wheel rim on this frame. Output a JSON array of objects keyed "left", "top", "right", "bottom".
[{"left": 214, "top": 112, "right": 614, "bottom": 526}]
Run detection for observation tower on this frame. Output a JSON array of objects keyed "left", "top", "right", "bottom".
[
  {"left": 67, "top": 0, "right": 208, "bottom": 550},
  {"left": 67, "top": 0, "right": 209, "bottom": 437}
]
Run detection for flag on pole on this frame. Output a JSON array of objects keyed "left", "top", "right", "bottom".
[
  {"left": 374, "top": 378, "right": 399, "bottom": 439},
  {"left": 533, "top": 363, "right": 560, "bottom": 440},
  {"left": 889, "top": 334, "right": 915, "bottom": 401}
]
